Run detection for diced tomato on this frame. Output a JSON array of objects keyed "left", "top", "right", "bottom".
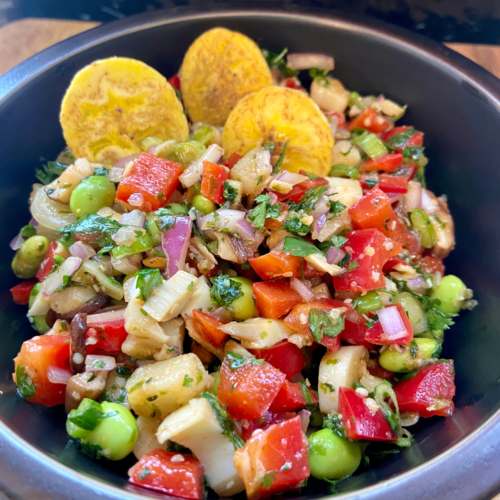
[
  {"left": 338, "top": 387, "right": 396, "bottom": 441},
  {"left": 128, "top": 449, "right": 204, "bottom": 500},
  {"left": 332, "top": 229, "right": 402, "bottom": 292},
  {"left": 240, "top": 411, "right": 296, "bottom": 441},
  {"left": 200, "top": 161, "right": 230, "bottom": 204},
  {"left": 381, "top": 126, "right": 413, "bottom": 143},
  {"left": 11, "top": 280, "right": 37, "bottom": 305},
  {"left": 249, "top": 252, "right": 323, "bottom": 281},
  {"left": 218, "top": 357, "right": 286, "bottom": 419},
  {"left": 192, "top": 309, "right": 228, "bottom": 348},
  {"left": 265, "top": 202, "right": 288, "bottom": 229},
  {"left": 367, "top": 358, "right": 395, "bottom": 381},
  {"left": 393, "top": 361, "right": 455, "bottom": 417},
  {"left": 249, "top": 340, "right": 306, "bottom": 379},
  {"left": 347, "top": 107, "right": 390, "bottom": 134},
  {"left": 277, "top": 177, "right": 328, "bottom": 203},
  {"left": 269, "top": 380, "right": 317, "bottom": 412},
  {"left": 360, "top": 153, "right": 403, "bottom": 173},
  {"left": 224, "top": 153, "right": 242, "bottom": 168},
  {"left": 284, "top": 77, "right": 303, "bottom": 90},
  {"left": 365, "top": 303, "right": 413, "bottom": 345},
  {"left": 383, "top": 257, "right": 408, "bottom": 273},
  {"left": 406, "top": 131, "right": 424, "bottom": 148},
  {"left": 116, "top": 152, "right": 183, "bottom": 211},
  {"left": 253, "top": 280, "right": 302, "bottom": 319},
  {"left": 340, "top": 319, "right": 373, "bottom": 350},
  {"left": 86, "top": 320, "right": 128, "bottom": 353},
  {"left": 168, "top": 74, "right": 181, "bottom": 90},
  {"left": 234, "top": 416, "right": 310, "bottom": 499},
  {"left": 378, "top": 173, "right": 410, "bottom": 193},
  {"left": 324, "top": 111, "right": 346, "bottom": 128},
  {"left": 419, "top": 255, "right": 445, "bottom": 275},
  {"left": 36, "top": 241, "right": 57, "bottom": 281},
  {"left": 13, "top": 335, "right": 71, "bottom": 407},
  {"left": 284, "top": 298, "right": 350, "bottom": 350},
  {"left": 382, "top": 127, "right": 424, "bottom": 153}
]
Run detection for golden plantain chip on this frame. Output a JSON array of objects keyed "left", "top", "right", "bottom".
[
  {"left": 179, "top": 27, "right": 273, "bottom": 127},
  {"left": 60, "top": 57, "right": 189, "bottom": 165},
  {"left": 222, "top": 86, "right": 334, "bottom": 175}
]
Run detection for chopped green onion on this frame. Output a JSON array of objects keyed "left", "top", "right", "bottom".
[
  {"left": 351, "top": 131, "right": 388, "bottom": 160},
  {"left": 190, "top": 125, "right": 216, "bottom": 145},
  {"left": 67, "top": 399, "right": 105, "bottom": 431},
  {"left": 329, "top": 164, "right": 360, "bottom": 180},
  {"left": 356, "top": 291, "right": 382, "bottom": 314},
  {"left": 410, "top": 209, "right": 435, "bottom": 249}
]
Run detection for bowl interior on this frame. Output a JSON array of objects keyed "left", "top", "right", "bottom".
[{"left": 1, "top": 10, "right": 500, "bottom": 500}]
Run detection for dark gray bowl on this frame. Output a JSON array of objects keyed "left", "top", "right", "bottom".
[{"left": 1, "top": 6, "right": 500, "bottom": 500}]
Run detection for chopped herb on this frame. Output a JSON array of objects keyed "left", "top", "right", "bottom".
[
  {"left": 282, "top": 216, "right": 310, "bottom": 237},
  {"left": 283, "top": 236, "right": 323, "bottom": 257},
  {"left": 347, "top": 259, "right": 359, "bottom": 271},
  {"left": 322, "top": 413, "right": 347, "bottom": 439},
  {"left": 309, "top": 67, "right": 329, "bottom": 85},
  {"left": 223, "top": 182, "right": 237, "bottom": 202},
  {"left": 317, "top": 234, "right": 348, "bottom": 253},
  {"left": 386, "top": 129, "right": 416, "bottom": 149},
  {"left": 140, "top": 308, "right": 148, "bottom": 316},
  {"left": 139, "top": 467, "right": 151, "bottom": 480},
  {"left": 247, "top": 194, "right": 280, "bottom": 230},
  {"left": 35, "top": 161, "right": 68, "bottom": 185},
  {"left": 60, "top": 320, "right": 68, "bottom": 331},
  {"left": 58, "top": 214, "right": 123, "bottom": 249},
  {"left": 273, "top": 141, "right": 288, "bottom": 173},
  {"left": 329, "top": 200, "right": 346, "bottom": 216},
  {"left": 264, "top": 47, "right": 297, "bottom": 76},
  {"left": 80, "top": 442, "right": 103, "bottom": 460},
  {"left": 16, "top": 365, "right": 36, "bottom": 399},
  {"left": 262, "top": 141, "right": 275, "bottom": 151},
  {"left": 403, "top": 145, "right": 425, "bottom": 161},
  {"left": 299, "top": 381, "right": 318, "bottom": 411},
  {"left": 261, "top": 470, "right": 278, "bottom": 490},
  {"left": 116, "top": 366, "right": 132, "bottom": 378},
  {"left": 329, "top": 164, "right": 360, "bottom": 180},
  {"left": 93, "top": 166, "right": 109, "bottom": 177},
  {"left": 338, "top": 252, "right": 351, "bottom": 268},
  {"left": 289, "top": 184, "right": 328, "bottom": 213},
  {"left": 308, "top": 307, "right": 345, "bottom": 343},
  {"left": 320, "top": 382, "right": 335, "bottom": 394},
  {"left": 136, "top": 268, "right": 162, "bottom": 301},
  {"left": 187, "top": 281, "right": 194, "bottom": 291},
  {"left": 92, "top": 359, "right": 106, "bottom": 369},
  {"left": 326, "top": 359, "right": 339, "bottom": 366},
  {"left": 301, "top": 170, "right": 320, "bottom": 180},
  {"left": 226, "top": 352, "right": 247, "bottom": 370},
  {"left": 210, "top": 274, "right": 243, "bottom": 307},
  {"left": 156, "top": 215, "right": 176, "bottom": 232}
]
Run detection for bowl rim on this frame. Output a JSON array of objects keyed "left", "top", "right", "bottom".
[{"left": 1, "top": 6, "right": 500, "bottom": 500}]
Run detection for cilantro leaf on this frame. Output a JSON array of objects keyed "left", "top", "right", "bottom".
[
  {"left": 308, "top": 307, "right": 345, "bottom": 343},
  {"left": 283, "top": 236, "right": 323, "bottom": 257},
  {"left": 329, "top": 200, "right": 346, "bottom": 216},
  {"left": 309, "top": 67, "right": 329, "bottom": 85},
  {"left": 210, "top": 275, "right": 243, "bottom": 306},
  {"left": 317, "top": 234, "right": 348, "bottom": 253},
  {"left": 58, "top": 214, "right": 123, "bottom": 249},
  {"left": 289, "top": 185, "right": 328, "bottom": 213},
  {"left": 248, "top": 195, "right": 280, "bottom": 231},
  {"left": 322, "top": 413, "right": 347, "bottom": 439},
  {"left": 264, "top": 48, "right": 298, "bottom": 77},
  {"left": 35, "top": 161, "right": 68, "bottom": 185},
  {"left": 16, "top": 365, "right": 36, "bottom": 399},
  {"left": 347, "top": 259, "right": 359, "bottom": 271},
  {"left": 226, "top": 352, "right": 247, "bottom": 370},
  {"left": 183, "top": 375, "right": 194, "bottom": 387},
  {"left": 136, "top": 268, "right": 162, "bottom": 301},
  {"left": 223, "top": 182, "right": 237, "bottom": 202},
  {"left": 93, "top": 166, "right": 109, "bottom": 177},
  {"left": 403, "top": 145, "right": 425, "bottom": 161},
  {"left": 386, "top": 129, "right": 416, "bottom": 148},
  {"left": 282, "top": 215, "right": 310, "bottom": 236},
  {"left": 261, "top": 470, "right": 278, "bottom": 490}
]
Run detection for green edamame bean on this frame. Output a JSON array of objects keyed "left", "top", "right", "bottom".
[
  {"left": 410, "top": 208, "right": 435, "bottom": 249},
  {"left": 356, "top": 291, "right": 382, "bottom": 314},
  {"left": 416, "top": 329, "right": 444, "bottom": 341},
  {"left": 394, "top": 292, "right": 427, "bottom": 334},
  {"left": 28, "top": 283, "right": 49, "bottom": 334},
  {"left": 12, "top": 235, "right": 50, "bottom": 279},
  {"left": 230, "top": 277, "right": 257, "bottom": 320},
  {"left": 430, "top": 275, "right": 466, "bottom": 314},
  {"left": 211, "top": 371, "right": 220, "bottom": 396},
  {"left": 192, "top": 194, "right": 216, "bottom": 215},
  {"left": 167, "top": 141, "right": 206, "bottom": 168},
  {"left": 70, "top": 176, "right": 116, "bottom": 216},
  {"left": 145, "top": 213, "right": 162, "bottom": 247},
  {"left": 309, "top": 429, "right": 361, "bottom": 480},
  {"left": 379, "top": 338, "right": 441, "bottom": 373},
  {"left": 141, "top": 136, "right": 163, "bottom": 151},
  {"left": 164, "top": 203, "right": 189, "bottom": 215}
]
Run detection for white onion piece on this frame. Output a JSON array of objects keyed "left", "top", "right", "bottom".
[
  {"left": 378, "top": 306, "right": 408, "bottom": 340},
  {"left": 216, "top": 209, "right": 246, "bottom": 231},
  {"left": 407, "top": 276, "right": 428, "bottom": 294},
  {"left": 287, "top": 53, "right": 334, "bottom": 71},
  {"left": 128, "top": 193, "right": 144, "bottom": 207},
  {"left": 111, "top": 254, "right": 142, "bottom": 275},
  {"left": 10, "top": 233, "right": 24, "bottom": 250},
  {"left": 85, "top": 355, "right": 117, "bottom": 372},
  {"left": 108, "top": 167, "right": 125, "bottom": 183},
  {"left": 326, "top": 247, "right": 345, "bottom": 265},
  {"left": 31, "top": 187, "right": 76, "bottom": 230},
  {"left": 121, "top": 209, "right": 146, "bottom": 228},
  {"left": 47, "top": 366, "right": 72, "bottom": 385},
  {"left": 41, "top": 257, "right": 82, "bottom": 296},
  {"left": 179, "top": 144, "right": 224, "bottom": 188},
  {"left": 276, "top": 171, "right": 308, "bottom": 186},
  {"left": 112, "top": 226, "right": 140, "bottom": 246},
  {"left": 402, "top": 181, "right": 422, "bottom": 214},
  {"left": 113, "top": 154, "right": 139, "bottom": 169},
  {"left": 298, "top": 409, "right": 311, "bottom": 433},
  {"left": 69, "top": 241, "right": 96, "bottom": 261},
  {"left": 290, "top": 278, "right": 315, "bottom": 302},
  {"left": 87, "top": 308, "right": 125, "bottom": 325}
]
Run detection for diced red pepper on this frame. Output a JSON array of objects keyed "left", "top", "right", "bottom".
[
  {"left": 218, "top": 357, "right": 286, "bottom": 419},
  {"left": 11, "top": 280, "right": 37, "bottom": 305},
  {"left": 240, "top": 411, "right": 296, "bottom": 441},
  {"left": 249, "top": 340, "right": 306, "bottom": 379},
  {"left": 249, "top": 252, "right": 323, "bottom": 281},
  {"left": 393, "top": 361, "right": 455, "bottom": 417},
  {"left": 383, "top": 256, "right": 408, "bottom": 273},
  {"left": 200, "top": 161, "right": 230, "bottom": 204},
  {"left": 284, "top": 77, "right": 303, "bottom": 90},
  {"left": 332, "top": 229, "right": 402, "bottom": 292},
  {"left": 382, "top": 127, "right": 424, "bottom": 153},
  {"left": 347, "top": 107, "right": 390, "bottom": 134},
  {"left": 224, "top": 153, "right": 242, "bottom": 168},
  {"left": 253, "top": 280, "right": 302, "bottom": 319},
  {"left": 116, "top": 152, "right": 183, "bottom": 211},
  {"left": 360, "top": 153, "right": 403, "bottom": 173},
  {"left": 419, "top": 255, "right": 445, "bottom": 275},
  {"left": 168, "top": 74, "right": 181, "bottom": 90},
  {"left": 192, "top": 309, "right": 228, "bottom": 348},
  {"left": 13, "top": 335, "right": 71, "bottom": 407},
  {"left": 340, "top": 319, "right": 373, "bottom": 350},
  {"left": 338, "top": 387, "right": 397, "bottom": 441},
  {"left": 365, "top": 303, "right": 413, "bottom": 345},
  {"left": 277, "top": 177, "right": 328, "bottom": 203},
  {"left": 381, "top": 125, "right": 413, "bottom": 143},
  {"left": 36, "top": 241, "right": 58, "bottom": 281},
  {"left": 324, "top": 111, "right": 346, "bottom": 128},
  {"left": 234, "top": 416, "right": 310, "bottom": 499},
  {"left": 406, "top": 131, "right": 424, "bottom": 148},
  {"left": 269, "top": 380, "right": 317, "bottom": 412},
  {"left": 128, "top": 449, "right": 204, "bottom": 500},
  {"left": 86, "top": 320, "right": 128, "bottom": 353}
]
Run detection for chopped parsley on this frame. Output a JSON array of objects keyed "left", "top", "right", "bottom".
[
  {"left": 93, "top": 166, "right": 109, "bottom": 177},
  {"left": 317, "top": 234, "right": 348, "bottom": 253},
  {"left": 139, "top": 467, "right": 151, "bottom": 480},
  {"left": 309, "top": 67, "right": 329, "bottom": 85},
  {"left": 308, "top": 307, "right": 345, "bottom": 343},
  {"left": 136, "top": 268, "right": 163, "bottom": 301},
  {"left": 322, "top": 413, "right": 347, "bottom": 439},
  {"left": 289, "top": 184, "right": 328, "bottom": 213},
  {"left": 58, "top": 214, "right": 123, "bottom": 248},
  {"left": 183, "top": 375, "right": 193, "bottom": 387},
  {"left": 226, "top": 352, "right": 247, "bottom": 370},
  {"left": 247, "top": 194, "right": 280, "bottom": 230},
  {"left": 35, "top": 161, "right": 68, "bottom": 185},
  {"left": 210, "top": 275, "right": 243, "bottom": 306},
  {"left": 282, "top": 216, "right": 310, "bottom": 237},
  {"left": 261, "top": 470, "right": 278, "bottom": 490},
  {"left": 16, "top": 365, "right": 36, "bottom": 399},
  {"left": 156, "top": 215, "right": 176, "bottom": 232},
  {"left": 347, "top": 259, "right": 359, "bottom": 271},
  {"left": 283, "top": 236, "right": 322, "bottom": 257},
  {"left": 264, "top": 47, "right": 297, "bottom": 76},
  {"left": 223, "top": 182, "right": 237, "bottom": 203}
]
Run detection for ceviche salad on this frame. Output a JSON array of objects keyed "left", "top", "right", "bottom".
[{"left": 9, "top": 27, "right": 476, "bottom": 500}]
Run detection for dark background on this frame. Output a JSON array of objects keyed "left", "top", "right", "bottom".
[{"left": 2, "top": 0, "right": 500, "bottom": 44}]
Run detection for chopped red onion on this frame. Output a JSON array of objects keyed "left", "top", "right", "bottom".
[
  {"left": 248, "top": 230, "right": 265, "bottom": 252},
  {"left": 346, "top": 308, "right": 364, "bottom": 325},
  {"left": 121, "top": 209, "right": 146, "bottom": 228},
  {"left": 113, "top": 154, "right": 139, "bottom": 169},
  {"left": 128, "top": 193, "right": 144, "bottom": 207},
  {"left": 298, "top": 409, "right": 311, "bottom": 433},
  {"left": 312, "top": 213, "right": 327, "bottom": 239},
  {"left": 378, "top": 306, "right": 408, "bottom": 340},
  {"left": 69, "top": 241, "right": 96, "bottom": 261},
  {"left": 87, "top": 308, "right": 125, "bottom": 325},
  {"left": 267, "top": 192, "right": 279, "bottom": 205},
  {"left": 42, "top": 257, "right": 82, "bottom": 295},
  {"left": 10, "top": 233, "right": 24, "bottom": 250},
  {"left": 407, "top": 276, "right": 428, "bottom": 294},
  {"left": 326, "top": 247, "right": 345, "bottom": 265},
  {"left": 179, "top": 144, "right": 224, "bottom": 188},
  {"left": 387, "top": 192, "right": 404, "bottom": 204},
  {"left": 287, "top": 53, "right": 334, "bottom": 71},
  {"left": 235, "top": 219, "right": 256, "bottom": 242},
  {"left": 29, "top": 218, "right": 39, "bottom": 228},
  {"left": 276, "top": 171, "right": 308, "bottom": 186},
  {"left": 290, "top": 278, "right": 315, "bottom": 302},
  {"left": 85, "top": 354, "right": 117, "bottom": 372},
  {"left": 47, "top": 366, "right": 72, "bottom": 385},
  {"left": 161, "top": 216, "right": 192, "bottom": 278},
  {"left": 402, "top": 181, "right": 422, "bottom": 213}
]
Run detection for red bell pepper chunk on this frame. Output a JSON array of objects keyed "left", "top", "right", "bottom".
[
  {"left": 277, "top": 177, "right": 328, "bottom": 203},
  {"left": 36, "top": 241, "right": 58, "bottom": 281},
  {"left": 324, "top": 111, "right": 346, "bottom": 128},
  {"left": 419, "top": 255, "right": 445, "bottom": 275},
  {"left": 249, "top": 340, "right": 307, "bottom": 379},
  {"left": 192, "top": 309, "right": 228, "bottom": 348},
  {"left": 128, "top": 449, "right": 204, "bottom": 500},
  {"left": 253, "top": 280, "right": 302, "bottom": 319},
  {"left": 340, "top": 319, "right": 373, "bottom": 350},
  {"left": 234, "top": 416, "right": 310, "bottom": 499},
  {"left": 406, "top": 131, "right": 424, "bottom": 147},
  {"left": 347, "top": 107, "right": 390, "bottom": 134},
  {"left": 217, "top": 356, "right": 286, "bottom": 419},
  {"left": 224, "top": 152, "right": 242, "bottom": 168},
  {"left": 284, "top": 77, "right": 303, "bottom": 90},
  {"left": 11, "top": 280, "right": 37, "bottom": 305},
  {"left": 116, "top": 152, "right": 183, "bottom": 211},
  {"left": 365, "top": 303, "right": 413, "bottom": 345},
  {"left": 338, "top": 387, "right": 397, "bottom": 441},
  {"left": 249, "top": 252, "right": 323, "bottom": 281},
  {"left": 382, "top": 127, "right": 424, "bottom": 152},
  {"left": 200, "top": 161, "right": 230, "bottom": 204},
  {"left": 240, "top": 411, "right": 296, "bottom": 441},
  {"left": 383, "top": 256, "right": 408, "bottom": 273},
  {"left": 86, "top": 320, "right": 128, "bottom": 353},
  {"left": 381, "top": 125, "right": 413, "bottom": 143},
  {"left": 393, "top": 361, "right": 455, "bottom": 417},
  {"left": 332, "top": 229, "right": 402, "bottom": 292},
  {"left": 269, "top": 380, "right": 318, "bottom": 412},
  {"left": 168, "top": 74, "right": 181, "bottom": 90},
  {"left": 360, "top": 153, "right": 403, "bottom": 173},
  {"left": 14, "top": 335, "right": 71, "bottom": 407}
]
